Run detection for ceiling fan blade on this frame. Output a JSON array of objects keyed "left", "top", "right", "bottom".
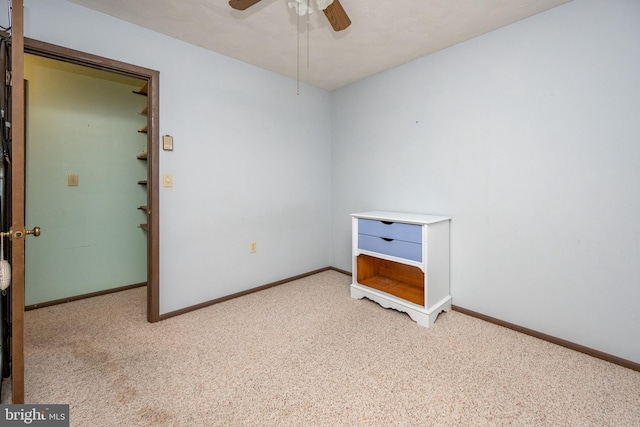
[
  {"left": 323, "top": 0, "right": 351, "bottom": 32},
  {"left": 229, "top": 0, "right": 262, "bottom": 11}
]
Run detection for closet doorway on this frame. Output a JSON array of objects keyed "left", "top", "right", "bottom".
[{"left": 22, "top": 39, "right": 160, "bottom": 319}]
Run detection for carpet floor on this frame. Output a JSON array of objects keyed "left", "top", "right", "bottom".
[{"left": 2, "top": 270, "right": 639, "bottom": 426}]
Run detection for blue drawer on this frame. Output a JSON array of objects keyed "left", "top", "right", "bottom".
[
  {"left": 358, "top": 233, "right": 422, "bottom": 262},
  {"left": 358, "top": 219, "right": 422, "bottom": 243}
]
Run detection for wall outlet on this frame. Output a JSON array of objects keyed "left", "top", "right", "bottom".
[{"left": 250, "top": 242, "right": 257, "bottom": 253}]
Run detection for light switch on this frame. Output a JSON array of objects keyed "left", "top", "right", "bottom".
[
  {"left": 68, "top": 174, "right": 79, "bottom": 186},
  {"left": 163, "top": 174, "right": 173, "bottom": 187}
]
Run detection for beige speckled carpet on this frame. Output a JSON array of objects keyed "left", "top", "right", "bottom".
[{"left": 2, "top": 270, "right": 639, "bottom": 426}]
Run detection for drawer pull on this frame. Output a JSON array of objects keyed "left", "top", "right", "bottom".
[
  {"left": 358, "top": 218, "right": 422, "bottom": 244},
  {"left": 381, "top": 237, "right": 394, "bottom": 242}
]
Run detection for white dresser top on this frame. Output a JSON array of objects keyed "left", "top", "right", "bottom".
[{"left": 351, "top": 211, "right": 451, "bottom": 225}]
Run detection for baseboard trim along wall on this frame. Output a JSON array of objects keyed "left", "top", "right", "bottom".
[
  {"left": 451, "top": 305, "right": 640, "bottom": 372},
  {"left": 24, "top": 282, "right": 147, "bottom": 311},
  {"left": 157, "top": 267, "right": 335, "bottom": 321}
]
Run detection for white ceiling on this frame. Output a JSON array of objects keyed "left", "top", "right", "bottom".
[{"left": 67, "top": 0, "right": 571, "bottom": 91}]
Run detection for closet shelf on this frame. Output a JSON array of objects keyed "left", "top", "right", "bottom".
[
  {"left": 136, "top": 80, "right": 149, "bottom": 230},
  {"left": 133, "top": 81, "right": 148, "bottom": 96}
]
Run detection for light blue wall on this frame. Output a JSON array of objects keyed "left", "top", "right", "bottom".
[
  {"left": 7, "top": 0, "right": 333, "bottom": 315},
  {"left": 24, "top": 55, "right": 147, "bottom": 305},
  {"left": 331, "top": 0, "right": 640, "bottom": 363}
]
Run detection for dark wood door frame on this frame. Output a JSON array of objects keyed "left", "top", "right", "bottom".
[{"left": 22, "top": 38, "right": 161, "bottom": 323}]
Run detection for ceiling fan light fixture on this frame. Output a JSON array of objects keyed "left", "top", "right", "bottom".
[
  {"left": 287, "top": 0, "right": 310, "bottom": 16},
  {"left": 287, "top": 0, "right": 335, "bottom": 16}
]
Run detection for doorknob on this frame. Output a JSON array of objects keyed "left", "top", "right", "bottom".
[
  {"left": 25, "top": 226, "right": 41, "bottom": 237},
  {"left": 0, "top": 226, "right": 42, "bottom": 239}
]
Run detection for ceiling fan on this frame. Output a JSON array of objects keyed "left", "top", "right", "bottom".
[{"left": 229, "top": 0, "right": 352, "bottom": 32}]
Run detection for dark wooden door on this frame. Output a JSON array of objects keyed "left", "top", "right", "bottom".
[{"left": 9, "top": 0, "right": 26, "bottom": 404}]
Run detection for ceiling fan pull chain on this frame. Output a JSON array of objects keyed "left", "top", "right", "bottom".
[
  {"left": 307, "top": 0, "right": 310, "bottom": 69},
  {"left": 296, "top": 1, "right": 300, "bottom": 95}
]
